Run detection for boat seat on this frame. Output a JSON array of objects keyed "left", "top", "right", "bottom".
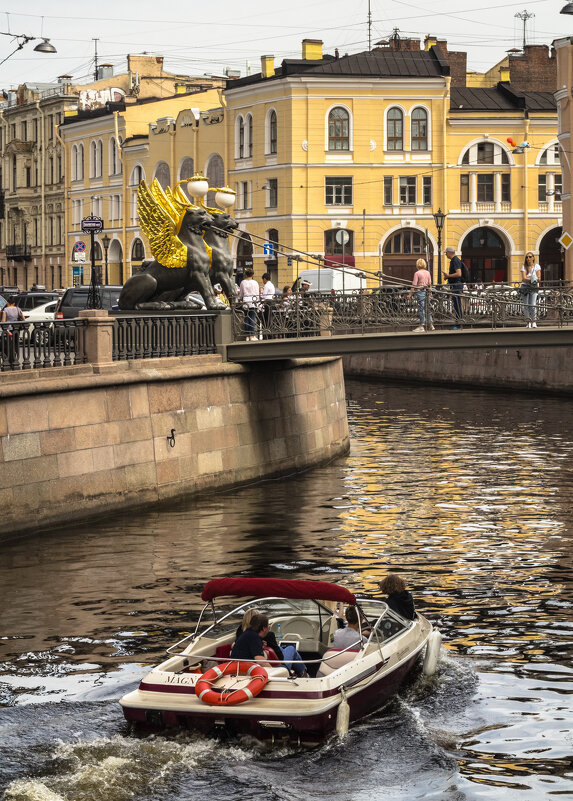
[{"left": 316, "top": 648, "right": 360, "bottom": 678}]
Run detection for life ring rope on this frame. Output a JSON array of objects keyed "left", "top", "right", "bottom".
[{"left": 195, "top": 661, "right": 268, "bottom": 706}]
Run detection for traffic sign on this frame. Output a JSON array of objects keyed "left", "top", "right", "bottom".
[
  {"left": 73, "top": 240, "right": 86, "bottom": 252},
  {"left": 81, "top": 215, "right": 103, "bottom": 233},
  {"left": 263, "top": 243, "right": 275, "bottom": 256},
  {"left": 335, "top": 229, "right": 350, "bottom": 245},
  {"left": 559, "top": 231, "right": 573, "bottom": 250}
]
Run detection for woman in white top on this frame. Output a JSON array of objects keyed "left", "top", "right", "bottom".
[
  {"left": 238, "top": 267, "right": 260, "bottom": 341},
  {"left": 521, "top": 251, "right": 541, "bottom": 328}
]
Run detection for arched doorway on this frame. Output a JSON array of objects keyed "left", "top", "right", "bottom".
[
  {"left": 461, "top": 227, "right": 507, "bottom": 284},
  {"left": 235, "top": 232, "right": 253, "bottom": 283},
  {"left": 539, "top": 227, "right": 564, "bottom": 283},
  {"left": 383, "top": 229, "right": 433, "bottom": 283}
]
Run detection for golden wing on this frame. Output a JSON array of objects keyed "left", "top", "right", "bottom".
[
  {"left": 137, "top": 180, "right": 187, "bottom": 269},
  {"left": 164, "top": 184, "right": 194, "bottom": 216}
]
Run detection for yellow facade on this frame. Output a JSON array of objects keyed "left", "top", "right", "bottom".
[
  {"left": 61, "top": 88, "right": 223, "bottom": 286},
  {"left": 223, "top": 40, "right": 562, "bottom": 288}
]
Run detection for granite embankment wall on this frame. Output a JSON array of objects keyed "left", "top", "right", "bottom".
[
  {"left": 343, "top": 345, "right": 573, "bottom": 393},
  {"left": 0, "top": 355, "right": 349, "bottom": 542}
]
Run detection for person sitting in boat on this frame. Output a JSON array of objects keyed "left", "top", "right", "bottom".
[
  {"left": 235, "top": 608, "right": 281, "bottom": 661},
  {"left": 230, "top": 612, "right": 272, "bottom": 666},
  {"left": 332, "top": 605, "right": 369, "bottom": 650},
  {"left": 379, "top": 574, "right": 416, "bottom": 620},
  {"left": 234, "top": 609, "right": 308, "bottom": 677}
]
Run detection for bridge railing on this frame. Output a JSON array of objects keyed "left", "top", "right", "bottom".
[
  {"left": 112, "top": 312, "right": 218, "bottom": 360},
  {"left": 231, "top": 284, "right": 573, "bottom": 340},
  {"left": 0, "top": 319, "right": 88, "bottom": 372}
]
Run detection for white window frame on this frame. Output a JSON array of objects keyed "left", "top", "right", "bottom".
[{"left": 324, "top": 103, "right": 353, "bottom": 152}]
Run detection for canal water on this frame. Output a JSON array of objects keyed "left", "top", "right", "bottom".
[{"left": 1, "top": 378, "right": 572, "bottom": 801}]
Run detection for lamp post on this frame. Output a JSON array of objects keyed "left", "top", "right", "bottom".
[
  {"left": 0, "top": 30, "right": 56, "bottom": 66},
  {"left": 101, "top": 234, "right": 111, "bottom": 285},
  {"left": 433, "top": 208, "right": 446, "bottom": 285}
]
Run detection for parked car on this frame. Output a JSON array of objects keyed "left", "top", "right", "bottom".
[
  {"left": 23, "top": 299, "right": 59, "bottom": 345},
  {"left": 14, "top": 292, "right": 61, "bottom": 313},
  {"left": 55, "top": 285, "right": 123, "bottom": 319}
]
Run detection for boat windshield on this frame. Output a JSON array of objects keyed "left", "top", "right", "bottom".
[{"left": 197, "top": 596, "right": 330, "bottom": 640}]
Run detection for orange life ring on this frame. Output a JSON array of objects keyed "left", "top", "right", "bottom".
[{"left": 195, "top": 661, "right": 268, "bottom": 706}]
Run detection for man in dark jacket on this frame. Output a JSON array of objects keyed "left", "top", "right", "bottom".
[{"left": 443, "top": 246, "right": 464, "bottom": 329}]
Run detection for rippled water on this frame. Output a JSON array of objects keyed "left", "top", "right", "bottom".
[{"left": 1, "top": 378, "right": 572, "bottom": 800}]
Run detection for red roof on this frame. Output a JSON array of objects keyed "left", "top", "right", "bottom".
[{"left": 201, "top": 577, "right": 356, "bottom": 604}]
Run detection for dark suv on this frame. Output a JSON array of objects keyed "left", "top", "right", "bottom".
[
  {"left": 14, "top": 292, "right": 61, "bottom": 312},
  {"left": 55, "top": 285, "right": 123, "bottom": 319}
]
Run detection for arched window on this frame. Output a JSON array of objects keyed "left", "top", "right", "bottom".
[
  {"left": 411, "top": 108, "right": 428, "bottom": 151},
  {"left": 387, "top": 108, "right": 403, "bottom": 151},
  {"left": 383, "top": 229, "right": 432, "bottom": 282},
  {"left": 71, "top": 145, "right": 78, "bottom": 181},
  {"left": 539, "top": 143, "right": 560, "bottom": 165},
  {"left": 461, "top": 142, "right": 509, "bottom": 165},
  {"left": 96, "top": 140, "right": 102, "bottom": 176},
  {"left": 266, "top": 228, "right": 279, "bottom": 260},
  {"left": 154, "top": 161, "right": 170, "bottom": 189},
  {"left": 130, "top": 164, "right": 144, "bottom": 186},
  {"left": 179, "top": 156, "right": 195, "bottom": 199},
  {"left": 109, "top": 137, "right": 121, "bottom": 175},
  {"left": 268, "top": 109, "right": 277, "bottom": 154},
  {"left": 77, "top": 144, "right": 84, "bottom": 180},
  {"left": 91, "top": 241, "right": 102, "bottom": 262},
  {"left": 90, "top": 141, "right": 97, "bottom": 177},
  {"left": 236, "top": 116, "right": 244, "bottom": 159},
  {"left": 205, "top": 153, "right": 225, "bottom": 207},
  {"left": 236, "top": 231, "right": 254, "bottom": 280},
  {"left": 328, "top": 107, "right": 350, "bottom": 151},
  {"left": 131, "top": 238, "right": 145, "bottom": 261},
  {"left": 324, "top": 229, "right": 355, "bottom": 268},
  {"left": 246, "top": 113, "right": 253, "bottom": 158}
]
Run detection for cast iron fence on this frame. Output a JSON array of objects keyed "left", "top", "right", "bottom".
[
  {"left": 112, "top": 313, "right": 218, "bottom": 361},
  {"left": 0, "top": 319, "right": 88, "bottom": 371},
  {"left": 231, "top": 284, "right": 573, "bottom": 340}
]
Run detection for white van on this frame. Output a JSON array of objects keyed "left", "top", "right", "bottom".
[{"left": 297, "top": 267, "right": 367, "bottom": 294}]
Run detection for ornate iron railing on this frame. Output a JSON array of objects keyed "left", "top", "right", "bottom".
[
  {"left": 231, "top": 285, "right": 573, "bottom": 341},
  {"left": 0, "top": 319, "right": 88, "bottom": 371},
  {"left": 112, "top": 313, "right": 218, "bottom": 360}
]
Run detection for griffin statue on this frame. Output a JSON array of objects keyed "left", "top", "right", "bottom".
[{"left": 118, "top": 179, "right": 238, "bottom": 311}]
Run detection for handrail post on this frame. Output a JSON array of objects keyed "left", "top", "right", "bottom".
[
  {"left": 214, "top": 310, "right": 232, "bottom": 361},
  {"left": 78, "top": 309, "right": 114, "bottom": 367}
]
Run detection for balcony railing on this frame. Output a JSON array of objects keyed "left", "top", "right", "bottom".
[{"left": 6, "top": 245, "right": 32, "bottom": 261}]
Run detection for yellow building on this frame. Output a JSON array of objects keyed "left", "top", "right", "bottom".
[
  {"left": 223, "top": 37, "right": 562, "bottom": 288},
  {"left": 60, "top": 85, "right": 225, "bottom": 286},
  {"left": 0, "top": 55, "right": 226, "bottom": 289}
]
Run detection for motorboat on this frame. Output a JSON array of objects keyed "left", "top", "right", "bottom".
[{"left": 120, "top": 577, "right": 440, "bottom": 744}]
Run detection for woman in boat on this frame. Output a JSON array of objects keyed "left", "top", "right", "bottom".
[
  {"left": 379, "top": 574, "right": 416, "bottom": 620},
  {"left": 235, "top": 608, "right": 308, "bottom": 676}
]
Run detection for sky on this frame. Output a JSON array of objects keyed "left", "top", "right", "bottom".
[{"left": 0, "top": 0, "right": 571, "bottom": 89}]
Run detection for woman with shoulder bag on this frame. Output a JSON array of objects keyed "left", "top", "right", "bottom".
[{"left": 521, "top": 251, "right": 541, "bottom": 328}]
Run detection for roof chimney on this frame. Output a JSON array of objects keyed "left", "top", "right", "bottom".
[
  {"left": 302, "top": 39, "right": 323, "bottom": 60},
  {"left": 261, "top": 55, "right": 275, "bottom": 78},
  {"left": 499, "top": 65, "right": 510, "bottom": 82},
  {"left": 424, "top": 35, "right": 438, "bottom": 51}
]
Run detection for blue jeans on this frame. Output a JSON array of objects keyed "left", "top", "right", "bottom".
[
  {"left": 244, "top": 307, "right": 256, "bottom": 336},
  {"left": 523, "top": 290, "right": 538, "bottom": 322},
  {"left": 416, "top": 289, "right": 432, "bottom": 327},
  {"left": 281, "top": 644, "right": 307, "bottom": 676}
]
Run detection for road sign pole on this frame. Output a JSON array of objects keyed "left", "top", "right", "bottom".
[{"left": 82, "top": 214, "right": 103, "bottom": 309}]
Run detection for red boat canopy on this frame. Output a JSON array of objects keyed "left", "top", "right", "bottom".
[{"left": 201, "top": 578, "right": 357, "bottom": 605}]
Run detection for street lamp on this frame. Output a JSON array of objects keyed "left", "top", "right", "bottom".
[
  {"left": 101, "top": 234, "right": 111, "bottom": 285},
  {"left": 0, "top": 30, "right": 56, "bottom": 66},
  {"left": 433, "top": 208, "right": 446, "bottom": 285}
]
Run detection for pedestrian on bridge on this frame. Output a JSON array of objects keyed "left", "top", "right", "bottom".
[
  {"left": 443, "top": 247, "right": 464, "bottom": 330},
  {"left": 239, "top": 267, "right": 260, "bottom": 341},
  {"left": 521, "top": 252, "right": 541, "bottom": 328},
  {"left": 408, "top": 258, "right": 434, "bottom": 332}
]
